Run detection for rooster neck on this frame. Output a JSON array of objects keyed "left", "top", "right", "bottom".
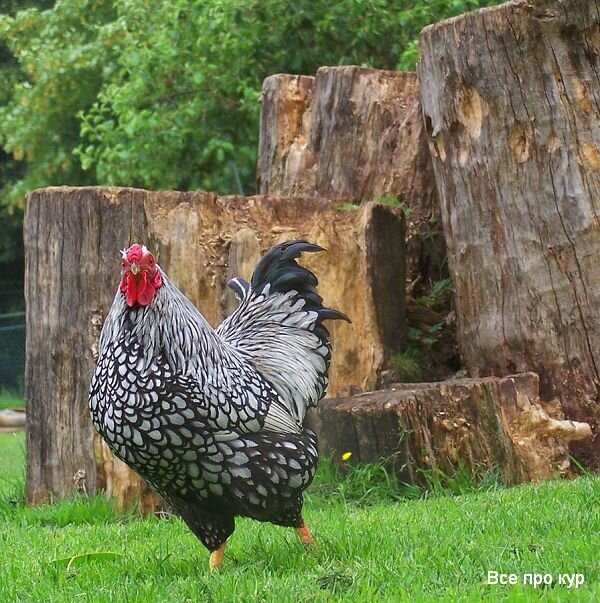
[{"left": 101, "top": 270, "right": 224, "bottom": 375}]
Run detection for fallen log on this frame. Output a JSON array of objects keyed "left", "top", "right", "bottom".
[
  {"left": 0, "top": 409, "right": 26, "bottom": 432},
  {"left": 308, "top": 373, "right": 591, "bottom": 484}
]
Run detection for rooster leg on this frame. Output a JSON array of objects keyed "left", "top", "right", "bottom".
[
  {"left": 209, "top": 541, "right": 227, "bottom": 572},
  {"left": 295, "top": 518, "right": 318, "bottom": 549}
]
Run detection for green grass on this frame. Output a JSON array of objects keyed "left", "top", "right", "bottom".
[
  {"left": 389, "top": 348, "right": 424, "bottom": 383},
  {"left": 0, "top": 388, "right": 24, "bottom": 410},
  {"left": 0, "top": 432, "right": 598, "bottom": 601},
  {"left": 335, "top": 196, "right": 412, "bottom": 215}
]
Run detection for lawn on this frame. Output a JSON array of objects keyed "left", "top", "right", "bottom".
[
  {"left": 0, "top": 388, "right": 24, "bottom": 411},
  {"left": 0, "top": 431, "right": 598, "bottom": 602}
]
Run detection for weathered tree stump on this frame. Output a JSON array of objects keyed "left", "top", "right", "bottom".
[
  {"left": 257, "top": 66, "right": 445, "bottom": 296},
  {"left": 24, "top": 186, "right": 405, "bottom": 509},
  {"left": 418, "top": 0, "right": 600, "bottom": 464},
  {"left": 309, "top": 373, "right": 591, "bottom": 484}
]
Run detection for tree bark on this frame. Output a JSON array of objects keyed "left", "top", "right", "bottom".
[
  {"left": 24, "top": 187, "right": 405, "bottom": 509},
  {"left": 257, "top": 66, "right": 445, "bottom": 296},
  {"left": 418, "top": 0, "right": 600, "bottom": 464},
  {"left": 308, "top": 372, "right": 591, "bottom": 484},
  {"left": 24, "top": 187, "right": 162, "bottom": 510}
]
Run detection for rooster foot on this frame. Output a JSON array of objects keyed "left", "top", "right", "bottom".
[
  {"left": 296, "top": 519, "right": 318, "bottom": 551},
  {"left": 209, "top": 541, "right": 227, "bottom": 572}
]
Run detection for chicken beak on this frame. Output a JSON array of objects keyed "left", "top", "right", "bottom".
[{"left": 130, "top": 264, "right": 141, "bottom": 275}]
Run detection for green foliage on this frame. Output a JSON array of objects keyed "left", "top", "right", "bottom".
[
  {"left": 392, "top": 321, "right": 448, "bottom": 382},
  {"left": 390, "top": 348, "right": 423, "bottom": 382},
  {"left": 0, "top": 0, "right": 118, "bottom": 208},
  {"left": 416, "top": 276, "right": 453, "bottom": 310},
  {"left": 0, "top": 205, "right": 23, "bottom": 279},
  {"left": 0, "top": 1, "right": 54, "bottom": 278},
  {"left": 417, "top": 216, "right": 449, "bottom": 281},
  {"left": 334, "top": 202, "right": 360, "bottom": 211},
  {"left": 372, "top": 195, "right": 414, "bottom": 218},
  {"left": 0, "top": 0, "right": 502, "bottom": 210},
  {"left": 336, "top": 197, "right": 413, "bottom": 215},
  {"left": 409, "top": 321, "right": 445, "bottom": 349},
  {"left": 390, "top": 275, "right": 455, "bottom": 382}
]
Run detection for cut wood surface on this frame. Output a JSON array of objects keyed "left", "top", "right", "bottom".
[
  {"left": 308, "top": 373, "right": 591, "bottom": 484},
  {"left": 24, "top": 186, "right": 405, "bottom": 509},
  {"left": 418, "top": 0, "right": 600, "bottom": 464},
  {"left": 257, "top": 66, "right": 445, "bottom": 291},
  {"left": 0, "top": 409, "right": 25, "bottom": 431}
]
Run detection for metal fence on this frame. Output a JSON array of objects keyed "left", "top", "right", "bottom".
[{"left": 0, "top": 286, "right": 25, "bottom": 393}]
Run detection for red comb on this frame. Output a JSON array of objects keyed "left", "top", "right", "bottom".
[{"left": 126, "top": 244, "right": 144, "bottom": 263}]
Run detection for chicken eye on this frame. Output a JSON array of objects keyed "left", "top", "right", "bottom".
[{"left": 121, "top": 260, "right": 128, "bottom": 269}]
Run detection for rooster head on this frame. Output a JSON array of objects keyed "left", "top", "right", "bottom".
[{"left": 119, "top": 244, "right": 163, "bottom": 307}]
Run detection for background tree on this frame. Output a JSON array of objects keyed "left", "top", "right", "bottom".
[
  {"left": 0, "top": 0, "right": 53, "bottom": 285},
  {"left": 1, "top": 0, "right": 499, "bottom": 209},
  {"left": 0, "top": 0, "right": 109, "bottom": 289}
]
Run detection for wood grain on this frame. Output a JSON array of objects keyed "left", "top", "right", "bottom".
[
  {"left": 309, "top": 372, "right": 591, "bottom": 484},
  {"left": 418, "top": 0, "right": 600, "bottom": 464},
  {"left": 257, "top": 66, "right": 445, "bottom": 291}
]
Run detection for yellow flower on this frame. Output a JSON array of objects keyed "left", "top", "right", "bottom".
[{"left": 341, "top": 451, "right": 352, "bottom": 461}]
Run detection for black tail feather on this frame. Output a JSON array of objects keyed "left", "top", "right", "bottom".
[
  {"left": 217, "top": 240, "right": 351, "bottom": 419},
  {"left": 318, "top": 308, "right": 350, "bottom": 322},
  {"left": 250, "top": 240, "right": 351, "bottom": 326}
]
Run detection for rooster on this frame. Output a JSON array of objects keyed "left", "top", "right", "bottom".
[{"left": 89, "top": 240, "right": 349, "bottom": 570}]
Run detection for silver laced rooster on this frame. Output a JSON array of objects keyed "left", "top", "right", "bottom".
[{"left": 89, "top": 240, "right": 349, "bottom": 570}]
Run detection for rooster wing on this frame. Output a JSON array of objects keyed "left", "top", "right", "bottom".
[{"left": 216, "top": 240, "right": 349, "bottom": 432}]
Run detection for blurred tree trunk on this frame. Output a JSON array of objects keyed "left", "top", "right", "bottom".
[{"left": 24, "top": 187, "right": 163, "bottom": 511}]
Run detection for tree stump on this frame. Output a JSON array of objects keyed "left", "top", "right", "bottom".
[
  {"left": 24, "top": 187, "right": 405, "bottom": 509},
  {"left": 309, "top": 373, "right": 591, "bottom": 484},
  {"left": 257, "top": 66, "right": 445, "bottom": 298},
  {"left": 418, "top": 0, "right": 600, "bottom": 464}
]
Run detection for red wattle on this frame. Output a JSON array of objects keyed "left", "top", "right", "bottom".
[
  {"left": 137, "top": 272, "right": 156, "bottom": 306},
  {"left": 122, "top": 272, "right": 157, "bottom": 307},
  {"left": 125, "top": 273, "right": 138, "bottom": 307},
  {"left": 152, "top": 270, "right": 163, "bottom": 289}
]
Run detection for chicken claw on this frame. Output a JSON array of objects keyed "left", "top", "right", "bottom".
[
  {"left": 209, "top": 542, "right": 227, "bottom": 572},
  {"left": 296, "top": 519, "right": 318, "bottom": 549}
]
